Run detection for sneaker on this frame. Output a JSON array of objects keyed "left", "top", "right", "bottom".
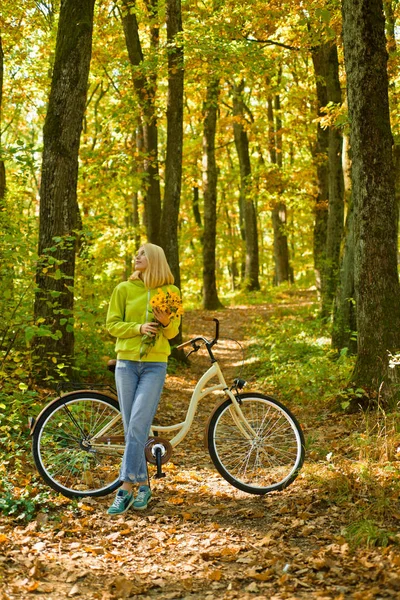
[
  {"left": 133, "top": 485, "right": 152, "bottom": 510},
  {"left": 107, "top": 489, "right": 134, "bottom": 515}
]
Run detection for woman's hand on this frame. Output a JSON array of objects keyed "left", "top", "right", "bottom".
[
  {"left": 152, "top": 307, "right": 171, "bottom": 327},
  {"left": 140, "top": 322, "right": 160, "bottom": 337}
]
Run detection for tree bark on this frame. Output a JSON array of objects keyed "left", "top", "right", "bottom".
[
  {"left": 272, "top": 203, "right": 291, "bottom": 283},
  {"left": 202, "top": 76, "right": 223, "bottom": 309},
  {"left": 332, "top": 132, "right": 357, "bottom": 353},
  {"left": 192, "top": 187, "right": 202, "bottom": 227},
  {"left": 269, "top": 87, "right": 291, "bottom": 284},
  {"left": 311, "top": 46, "right": 329, "bottom": 299},
  {"left": 225, "top": 204, "right": 239, "bottom": 290},
  {"left": 325, "top": 43, "right": 344, "bottom": 316},
  {"left": 342, "top": 0, "right": 400, "bottom": 390},
  {"left": 232, "top": 81, "right": 260, "bottom": 291},
  {"left": 160, "top": 0, "right": 184, "bottom": 288},
  {"left": 311, "top": 42, "right": 344, "bottom": 316},
  {"left": 34, "top": 0, "right": 96, "bottom": 376},
  {"left": 121, "top": 0, "right": 162, "bottom": 245},
  {"left": 331, "top": 201, "right": 357, "bottom": 354},
  {"left": 267, "top": 96, "right": 277, "bottom": 165}
]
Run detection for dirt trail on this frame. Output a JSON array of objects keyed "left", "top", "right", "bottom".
[{"left": 1, "top": 304, "right": 400, "bottom": 600}]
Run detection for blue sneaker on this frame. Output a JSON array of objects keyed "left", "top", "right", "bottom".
[
  {"left": 107, "top": 489, "right": 134, "bottom": 515},
  {"left": 133, "top": 485, "right": 152, "bottom": 510}
]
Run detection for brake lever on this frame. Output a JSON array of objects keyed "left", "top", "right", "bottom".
[{"left": 185, "top": 341, "right": 201, "bottom": 359}]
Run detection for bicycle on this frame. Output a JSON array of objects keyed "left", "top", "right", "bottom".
[{"left": 29, "top": 318, "right": 305, "bottom": 498}]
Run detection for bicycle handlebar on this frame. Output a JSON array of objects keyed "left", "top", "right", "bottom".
[{"left": 176, "top": 318, "right": 219, "bottom": 356}]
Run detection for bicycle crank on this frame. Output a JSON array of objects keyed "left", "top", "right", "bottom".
[{"left": 145, "top": 437, "right": 173, "bottom": 479}]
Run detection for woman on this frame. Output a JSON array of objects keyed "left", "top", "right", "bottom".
[{"left": 106, "top": 243, "right": 181, "bottom": 515}]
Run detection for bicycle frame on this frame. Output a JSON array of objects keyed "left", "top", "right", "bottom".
[
  {"left": 150, "top": 360, "right": 232, "bottom": 446},
  {"left": 91, "top": 360, "right": 255, "bottom": 452},
  {"left": 88, "top": 360, "right": 234, "bottom": 451}
]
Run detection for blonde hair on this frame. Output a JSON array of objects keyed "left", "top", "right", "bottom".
[{"left": 130, "top": 243, "right": 175, "bottom": 289}]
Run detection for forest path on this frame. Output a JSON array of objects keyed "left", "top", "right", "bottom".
[{"left": 1, "top": 299, "right": 400, "bottom": 600}]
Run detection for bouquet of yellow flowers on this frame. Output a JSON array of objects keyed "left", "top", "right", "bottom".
[
  {"left": 140, "top": 288, "right": 184, "bottom": 358},
  {"left": 150, "top": 288, "right": 184, "bottom": 318}
]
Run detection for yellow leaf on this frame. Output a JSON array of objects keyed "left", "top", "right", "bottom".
[
  {"left": 78, "top": 503, "right": 94, "bottom": 512},
  {"left": 249, "top": 569, "right": 273, "bottom": 581},
  {"left": 182, "top": 512, "right": 193, "bottom": 520},
  {"left": 208, "top": 569, "right": 223, "bottom": 581},
  {"left": 168, "top": 496, "right": 184, "bottom": 505},
  {"left": 221, "top": 547, "right": 239, "bottom": 556}
]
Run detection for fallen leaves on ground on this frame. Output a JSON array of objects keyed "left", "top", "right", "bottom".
[{"left": 1, "top": 303, "right": 400, "bottom": 599}]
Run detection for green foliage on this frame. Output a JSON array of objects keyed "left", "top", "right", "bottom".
[
  {"left": 0, "top": 385, "right": 41, "bottom": 456},
  {"left": 0, "top": 477, "right": 46, "bottom": 522},
  {"left": 345, "top": 519, "right": 393, "bottom": 549},
  {"left": 0, "top": 383, "right": 56, "bottom": 522},
  {"left": 244, "top": 291, "right": 355, "bottom": 406},
  {"left": 0, "top": 472, "right": 68, "bottom": 522},
  {"left": 337, "top": 386, "right": 367, "bottom": 411},
  {"left": 0, "top": 201, "right": 37, "bottom": 383}
]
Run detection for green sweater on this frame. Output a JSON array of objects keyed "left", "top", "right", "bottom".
[{"left": 106, "top": 279, "right": 181, "bottom": 362}]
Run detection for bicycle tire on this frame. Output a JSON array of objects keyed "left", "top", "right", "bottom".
[
  {"left": 207, "top": 393, "right": 305, "bottom": 495},
  {"left": 32, "top": 391, "right": 124, "bottom": 498}
]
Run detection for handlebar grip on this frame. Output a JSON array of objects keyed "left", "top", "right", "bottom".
[
  {"left": 214, "top": 318, "right": 219, "bottom": 342},
  {"left": 176, "top": 339, "right": 195, "bottom": 350}
]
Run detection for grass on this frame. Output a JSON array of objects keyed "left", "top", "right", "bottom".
[
  {"left": 243, "top": 295, "right": 355, "bottom": 407},
  {"left": 345, "top": 519, "right": 393, "bottom": 549},
  {"left": 240, "top": 289, "right": 400, "bottom": 548}
]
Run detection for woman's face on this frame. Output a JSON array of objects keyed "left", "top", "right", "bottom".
[{"left": 134, "top": 247, "right": 148, "bottom": 272}]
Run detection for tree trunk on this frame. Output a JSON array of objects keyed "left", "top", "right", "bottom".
[
  {"left": 132, "top": 124, "right": 143, "bottom": 249},
  {"left": 0, "top": 35, "right": 5, "bottom": 202},
  {"left": 311, "top": 46, "right": 329, "bottom": 299},
  {"left": 342, "top": 0, "right": 400, "bottom": 390},
  {"left": 311, "top": 41, "right": 344, "bottom": 317},
  {"left": 34, "top": 0, "right": 96, "bottom": 377},
  {"left": 232, "top": 81, "right": 260, "bottom": 291},
  {"left": 202, "top": 76, "right": 223, "bottom": 309},
  {"left": 267, "top": 96, "right": 277, "bottom": 164},
  {"left": 331, "top": 199, "right": 357, "bottom": 354},
  {"left": 121, "top": 0, "right": 162, "bottom": 245},
  {"left": 160, "top": 0, "right": 184, "bottom": 288},
  {"left": 332, "top": 132, "right": 357, "bottom": 353},
  {"left": 192, "top": 187, "right": 202, "bottom": 227},
  {"left": 325, "top": 43, "right": 344, "bottom": 316},
  {"left": 272, "top": 203, "right": 291, "bottom": 283},
  {"left": 269, "top": 87, "right": 291, "bottom": 285},
  {"left": 225, "top": 204, "right": 239, "bottom": 290}
]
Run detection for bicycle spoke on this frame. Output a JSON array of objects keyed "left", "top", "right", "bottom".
[
  {"left": 209, "top": 395, "right": 304, "bottom": 494},
  {"left": 33, "top": 395, "right": 124, "bottom": 497}
]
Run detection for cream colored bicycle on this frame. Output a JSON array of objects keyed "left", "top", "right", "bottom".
[{"left": 30, "top": 319, "right": 305, "bottom": 498}]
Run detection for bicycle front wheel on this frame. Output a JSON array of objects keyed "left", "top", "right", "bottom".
[
  {"left": 207, "top": 393, "right": 305, "bottom": 495},
  {"left": 32, "top": 392, "right": 124, "bottom": 498}
]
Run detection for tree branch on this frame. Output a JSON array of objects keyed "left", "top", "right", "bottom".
[{"left": 242, "top": 36, "right": 299, "bottom": 51}]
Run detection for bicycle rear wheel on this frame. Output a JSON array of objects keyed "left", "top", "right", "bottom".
[
  {"left": 207, "top": 393, "right": 305, "bottom": 495},
  {"left": 32, "top": 392, "right": 124, "bottom": 498}
]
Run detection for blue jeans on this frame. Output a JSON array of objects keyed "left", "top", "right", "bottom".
[{"left": 115, "top": 360, "right": 167, "bottom": 483}]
